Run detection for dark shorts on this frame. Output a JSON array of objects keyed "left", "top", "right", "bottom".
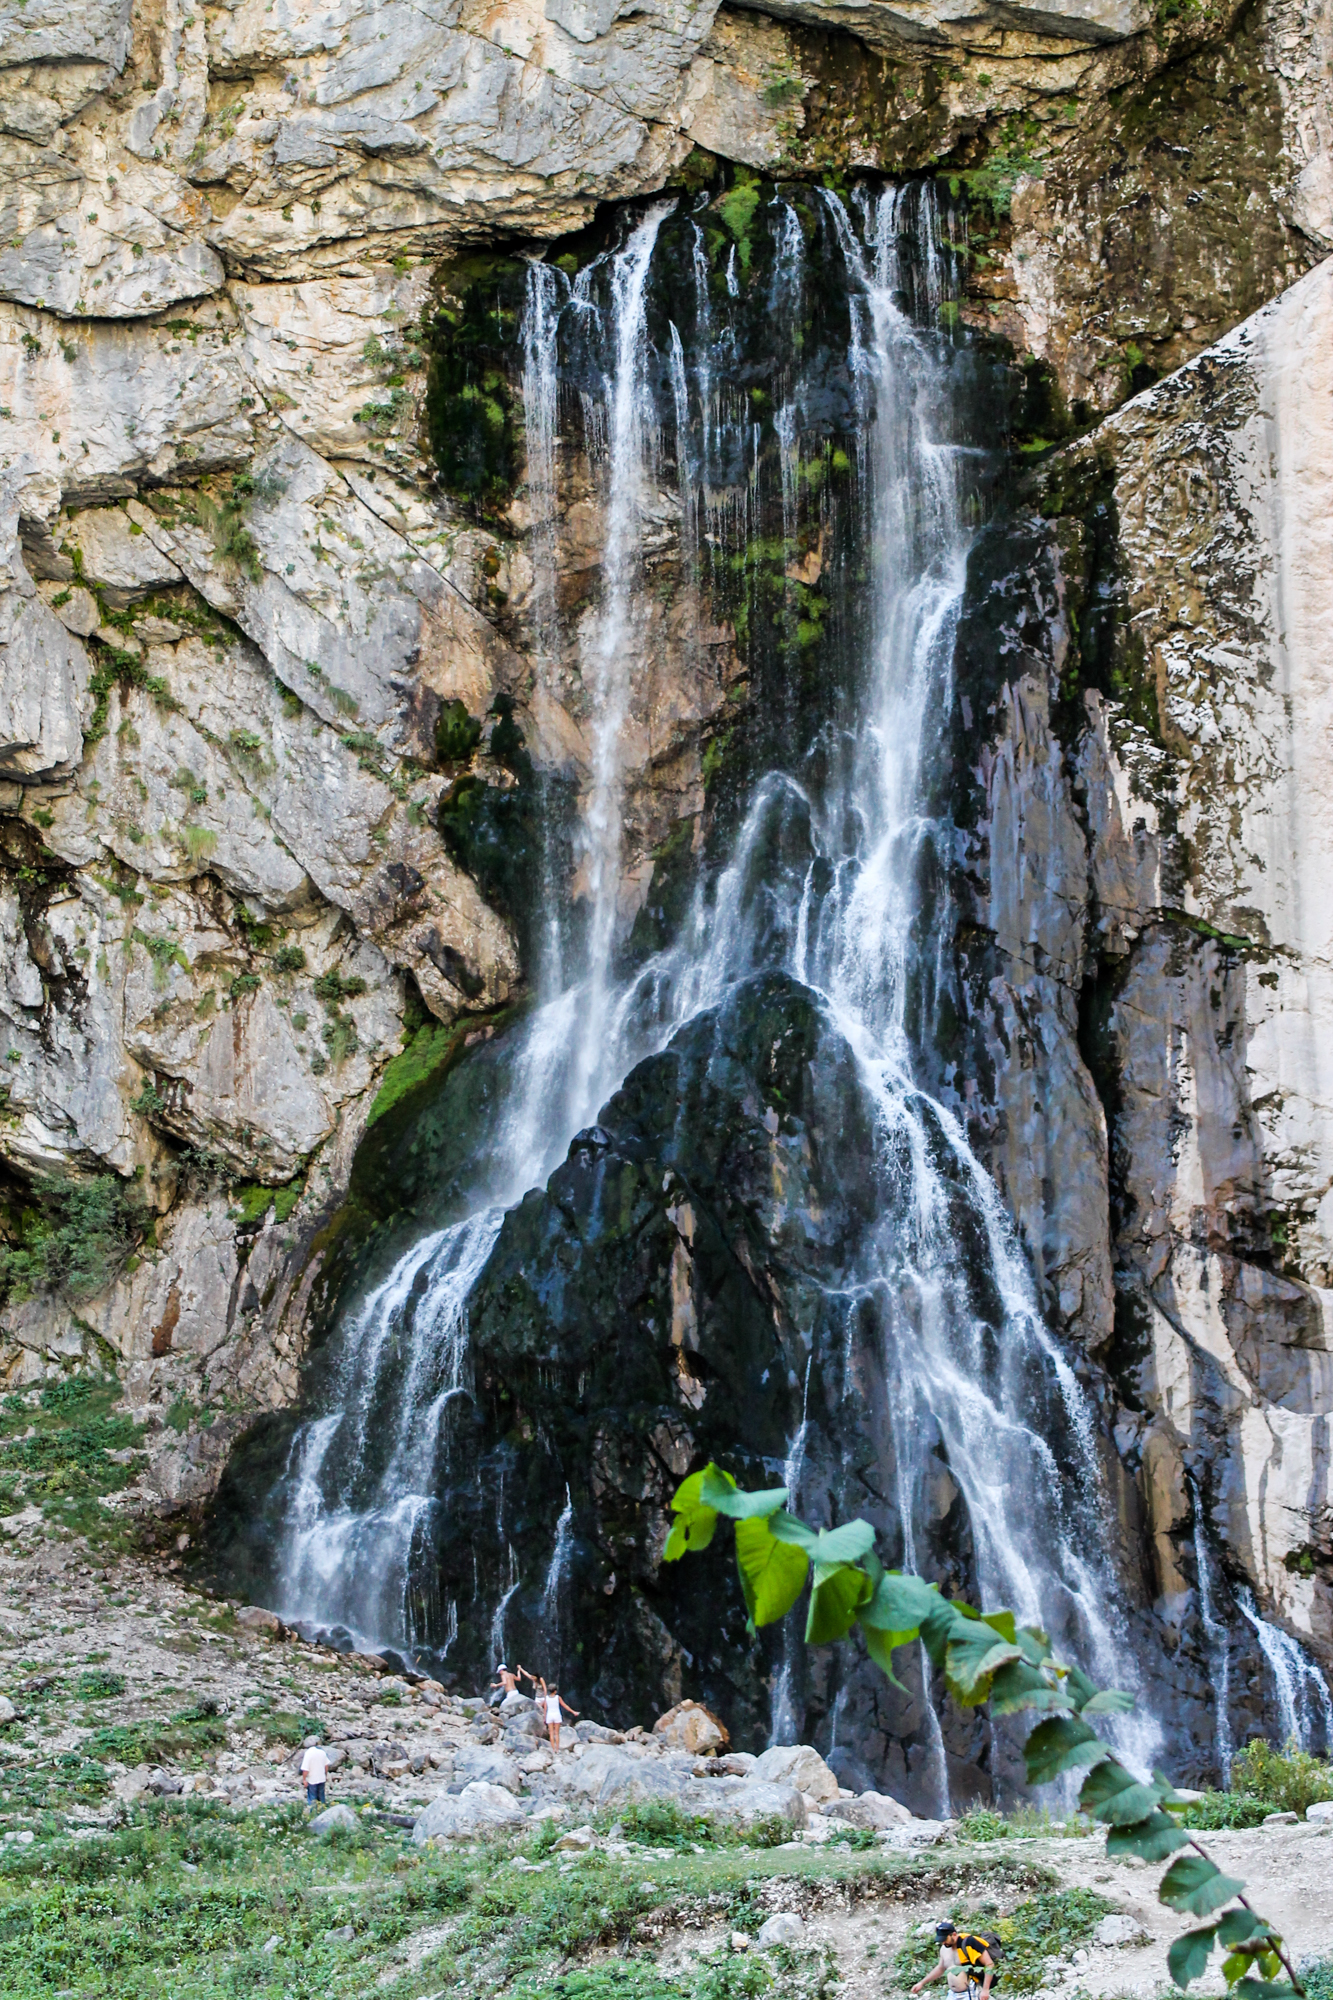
[{"left": 306, "top": 1782, "right": 326, "bottom": 1805}]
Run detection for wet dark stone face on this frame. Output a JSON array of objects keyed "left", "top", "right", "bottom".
[{"left": 381, "top": 970, "right": 1005, "bottom": 1801}]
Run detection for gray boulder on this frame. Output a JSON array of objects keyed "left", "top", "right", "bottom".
[
  {"left": 758, "top": 1912, "right": 807, "bottom": 1948},
  {"left": 686, "top": 1777, "right": 807, "bottom": 1828},
  {"left": 413, "top": 1781, "right": 526, "bottom": 1843},
  {"left": 559, "top": 1744, "right": 689, "bottom": 1809},
  {"left": 749, "top": 1745, "right": 838, "bottom": 1802},
  {"left": 311, "top": 1804, "right": 358, "bottom": 1835},
  {"left": 826, "top": 1790, "right": 913, "bottom": 1830},
  {"left": 1094, "top": 1915, "right": 1149, "bottom": 1947},
  {"left": 453, "top": 1744, "right": 522, "bottom": 1794}
]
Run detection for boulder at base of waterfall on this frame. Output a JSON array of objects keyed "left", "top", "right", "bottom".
[
  {"left": 757, "top": 1913, "right": 807, "bottom": 1948},
  {"left": 413, "top": 1782, "right": 525, "bottom": 1843},
  {"left": 453, "top": 1745, "right": 522, "bottom": 1793},
  {"left": 689, "top": 1778, "right": 808, "bottom": 1828},
  {"left": 750, "top": 1744, "right": 838, "bottom": 1802},
  {"left": 236, "top": 1605, "right": 285, "bottom": 1635},
  {"left": 1264, "top": 1811, "right": 1300, "bottom": 1827},
  {"left": 310, "top": 1803, "right": 358, "bottom": 1835},
  {"left": 652, "top": 1699, "right": 730, "bottom": 1754},
  {"left": 824, "top": 1790, "right": 914, "bottom": 1829},
  {"left": 559, "top": 1744, "right": 689, "bottom": 1809}
]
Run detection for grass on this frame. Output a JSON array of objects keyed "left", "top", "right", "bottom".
[
  {"left": 0, "top": 1376, "right": 146, "bottom": 1543},
  {"left": 952, "top": 1805, "right": 1081, "bottom": 1843},
  {"left": 0, "top": 1801, "right": 1054, "bottom": 2000}
]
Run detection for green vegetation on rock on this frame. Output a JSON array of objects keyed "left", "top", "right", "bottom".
[
  {"left": 0, "top": 1176, "right": 145, "bottom": 1305},
  {"left": 0, "top": 1375, "right": 145, "bottom": 1543}
]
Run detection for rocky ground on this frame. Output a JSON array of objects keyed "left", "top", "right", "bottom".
[{"left": 3, "top": 1513, "right": 1332, "bottom": 1999}]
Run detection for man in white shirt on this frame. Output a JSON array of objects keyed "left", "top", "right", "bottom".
[{"left": 300, "top": 1742, "right": 330, "bottom": 1807}]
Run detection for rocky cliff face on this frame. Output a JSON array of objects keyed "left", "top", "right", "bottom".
[{"left": 3, "top": 0, "right": 1333, "bottom": 1775}]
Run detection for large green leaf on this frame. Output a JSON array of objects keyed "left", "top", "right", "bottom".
[
  {"left": 1080, "top": 1760, "right": 1169, "bottom": 1826},
  {"left": 920, "top": 1596, "right": 971, "bottom": 1666},
  {"left": 1082, "top": 1687, "right": 1137, "bottom": 1714},
  {"left": 1167, "top": 1927, "right": 1217, "bottom": 1987},
  {"left": 1106, "top": 1811, "right": 1191, "bottom": 1860},
  {"left": 1159, "top": 1854, "right": 1245, "bottom": 1917},
  {"left": 987, "top": 1660, "right": 1069, "bottom": 1716},
  {"left": 946, "top": 1627, "right": 1022, "bottom": 1707},
  {"left": 861, "top": 1619, "right": 915, "bottom": 1689},
  {"left": 768, "top": 1511, "right": 820, "bottom": 1551},
  {"left": 806, "top": 1560, "right": 873, "bottom": 1645},
  {"left": 734, "top": 1515, "right": 809, "bottom": 1627},
  {"left": 699, "top": 1465, "right": 790, "bottom": 1520},
  {"left": 859, "top": 1572, "right": 942, "bottom": 1634},
  {"left": 980, "top": 1609, "right": 1018, "bottom": 1642},
  {"left": 1023, "top": 1714, "right": 1107, "bottom": 1785},
  {"left": 663, "top": 1468, "right": 719, "bottom": 1560},
  {"left": 1217, "top": 1914, "right": 1271, "bottom": 1950},
  {"left": 1015, "top": 1625, "right": 1053, "bottom": 1667},
  {"left": 812, "top": 1520, "right": 877, "bottom": 1566}
]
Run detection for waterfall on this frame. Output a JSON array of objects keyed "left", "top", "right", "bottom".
[
  {"left": 262, "top": 186, "right": 1160, "bottom": 1781},
  {"left": 572, "top": 201, "right": 673, "bottom": 1110},
  {"left": 1192, "top": 1496, "right": 1235, "bottom": 1780},
  {"left": 522, "top": 258, "right": 568, "bottom": 993},
  {"left": 1237, "top": 1586, "right": 1333, "bottom": 1753}
]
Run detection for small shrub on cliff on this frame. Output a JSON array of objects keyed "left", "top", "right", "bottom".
[
  {"left": 0, "top": 1174, "right": 144, "bottom": 1304},
  {"left": 1231, "top": 1739, "right": 1333, "bottom": 1817}
]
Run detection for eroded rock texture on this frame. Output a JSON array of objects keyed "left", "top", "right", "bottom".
[{"left": 954, "top": 257, "right": 1333, "bottom": 1670}]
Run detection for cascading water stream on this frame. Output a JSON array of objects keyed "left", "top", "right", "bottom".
[
  {"left": 1237, "top": 1586, "right": 1333, "bottom": 1752},
  {"left": 1193, "top": 1494, "right": 1235, "bottom": 1780},
  {"left": 267, "top": 186, "right": 1163, "bottom": 1782}
]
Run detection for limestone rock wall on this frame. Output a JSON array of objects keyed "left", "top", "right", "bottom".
[{"left": 955, "top": 256, "right": 1333, "bottom": 1669}]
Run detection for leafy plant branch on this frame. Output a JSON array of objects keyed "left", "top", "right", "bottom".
[{"left": 665, "top": 1462, "right": 1304, "bottom": 2000}]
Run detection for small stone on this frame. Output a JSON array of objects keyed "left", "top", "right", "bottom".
[
  {"left": 325, "top": 1924, "right": 355, "bottom": 1945},
  {"left": 310, "top": 1804, "right": 358, "bottom": 1835},
  {"left": 261, "top": 1935, "right": 281, "bottom": 1954},
  {"left": 757, "top": 1913, "right": 806, "bottom": 1948},
  {"left": 0, "top": 1696, "right": 15, "bottom": 1724},
  {"left": 730, "top": 1931, "right": 751, "bottom": 1952},
  {"left": 1264, "top": 1811, "right": 1300, "bottom": 1827},
  {"left": 554, "top": 1826, "right": 598, "bottom": 1853}
]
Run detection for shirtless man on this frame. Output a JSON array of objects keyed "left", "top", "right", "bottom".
[{"left": 912, "top": 1921, "right": 995, "bottom": 2000}]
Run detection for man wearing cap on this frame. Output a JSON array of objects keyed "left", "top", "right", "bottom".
[{"left": 912, "top": 1921, "right": 996, "bottom": 2000}]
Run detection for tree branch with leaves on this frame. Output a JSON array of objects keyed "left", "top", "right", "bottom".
[{"left": 665, "top": 1462, "right": 1305, "bottom": 2000}]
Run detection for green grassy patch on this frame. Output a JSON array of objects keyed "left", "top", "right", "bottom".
[
  {"left": 0, "top": 1376, "right": 145, "bottom": 1542},
  {"left": 0, "top": 1802, "right": 1054, "bottom": 2000},
  {"left": 81, "top": 1700, "right": 229, "bottom": 1770},
  {"left": 893, "top": 1887, "right": 1113, "bottom": 1995}
]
